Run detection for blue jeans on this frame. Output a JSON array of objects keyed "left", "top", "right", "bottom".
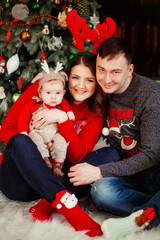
[
  {"left": 91, "top": 165, "right": 160, "bottom": 217},
  {"left": 133, "top": 190, "right": 160, "bottom": 230},
  {"left": 0, "top": 134, "right": 120, "bottom": 203},
  {"left": 62, "top": 147, "right": 120, "bottom": 198}
]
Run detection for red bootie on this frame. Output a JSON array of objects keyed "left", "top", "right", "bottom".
[
  {"left": 29, "top": 198, "right": 55, "bottom": 221},
  {"left": 52, "top": 190, "right": 102, "bottom": 237}
]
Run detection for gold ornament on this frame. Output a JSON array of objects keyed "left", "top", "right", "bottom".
[
  {"left": 57, "top": 11, "right": 67, "bottom": 28},
  {"left": 0, "top": 6, "right": 3, "bottom": 15},
  {"left": 55, "top": 0, "right": 60, "bottom": 4},
  {"left": 73, "top": 0, "right": 88, "bottom": 17}
]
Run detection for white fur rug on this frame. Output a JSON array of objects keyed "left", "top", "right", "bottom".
[{"left": 0, "top": 191, "right": 160, "bottom": 240}]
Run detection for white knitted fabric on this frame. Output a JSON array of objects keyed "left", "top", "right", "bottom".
[{"left": 101, "top": 210, "right": 149, "bottom": 239}]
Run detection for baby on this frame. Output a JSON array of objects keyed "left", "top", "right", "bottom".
[{"left": 18, "top": 65, "right": 74, "bottom": 177}]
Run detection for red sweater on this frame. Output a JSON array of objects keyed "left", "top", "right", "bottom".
[
  {"left": 0, "top": 82, "right": 105, "bottom": 164},
  {"left": 58, "top": 102, "right": 105, "bottom": 164},
  {"left": 0, "top": 82, "right": 39, "bottom": 143},
  {"left": 18, "top": 98, "right": 72, "bottom": 133}
]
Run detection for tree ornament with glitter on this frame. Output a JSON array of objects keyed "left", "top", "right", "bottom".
[
  {"left": 5, "top": 0, "right": 11, "bottom": 8},
  {"left": 42, "top": 24, "right": 50, "bottom": 35},
  {"left": 0, "top": 56, "right": 7, "bottom": 74},
  {"left": 55, "top": 0, "right": 60, "bottom": 5},
  {"left": 12, "top": 92, "right": 21, "bottom": 103},
  {"left": 0, "top": 86, "right": 8, "bottom": 124},
  {"left": 20, "top": 29, "right": 31, "bottom": 42},
  {"left": 6, "top": 54, "right": 20, "bottom": 75},
  {"left": 48, "top": 35, "right": 63, "bottom": 51},
  {"left": 12, "top": 4, "right": 29, "bottom": 20},
  {"left": 33, "top": 0, "right": 40, "bottom": 9},
  {"left": 68, "top": 54, "right": 74, "bottom": 61},
  {"left": 57, "top": 10, "right": 67, "bottom": 28},
  {"left": 0, "top": 87, "right": 6, "bottom": 100},
  {"left": 12, "top": 77, "right": 24, "bottom": 103},
  {"left": 73, "top": 0, "right": 88, "bottom": 17},
  {"left": 90, "top": 12, "right": 100, "bottom": 29}
]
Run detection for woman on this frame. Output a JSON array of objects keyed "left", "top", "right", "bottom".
[{"left": 0, "top": 55, "right": 118, "bottom": 237}]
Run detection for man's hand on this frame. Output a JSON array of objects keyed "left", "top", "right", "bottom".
[{"left": 68, "top": 162, "right": 102, "bottom": 186}]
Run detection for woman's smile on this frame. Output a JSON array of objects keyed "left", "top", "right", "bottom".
[
  {"left": 75, "top": 89, "right": 86, "bottom": 94},
  {"left": 69, "top": 64, "right": 96, "bottom": 104}
]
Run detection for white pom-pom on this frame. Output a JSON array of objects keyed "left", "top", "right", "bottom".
[
  {"left": 56, "top": 203, "right": 62, "bottom": 209},
  {"left": 102, "top": 127, "right": 109, "bottom": 136},
  {"left": 7, "top": 54, "right": 19, "bottom": 74}
]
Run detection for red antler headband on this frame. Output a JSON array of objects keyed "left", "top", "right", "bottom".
[{"left": 66, "top": 9, "right": 117, "bottom": 55}]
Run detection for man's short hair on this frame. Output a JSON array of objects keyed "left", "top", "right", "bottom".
[{"left": 96, "top": 37, "right": 133, "bottom": 65}]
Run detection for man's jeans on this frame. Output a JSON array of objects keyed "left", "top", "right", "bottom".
[
  {"left": 62, "top": 146, "right": 120, "bottom": 198},
  {"left": 134, "top": 190, "right": 160, "bottom": 230},
  {"left": 91, "top": 164, "right": 160, "bottom": 217}
]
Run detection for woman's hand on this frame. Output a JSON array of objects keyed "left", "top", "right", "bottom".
[{"left": 31, "top": 108, "right": 68, "bottom": 130}]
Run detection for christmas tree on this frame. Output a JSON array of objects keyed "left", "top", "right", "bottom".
[{"left": 0, "top": 0, "right": 102, "bottom": 124}]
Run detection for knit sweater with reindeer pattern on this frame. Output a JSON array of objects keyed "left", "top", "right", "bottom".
[{"left": 99, "top": 72, "right": 160, "bottom": 178}]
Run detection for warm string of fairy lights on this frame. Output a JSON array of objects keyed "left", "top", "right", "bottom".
[
  {"left": 1, "top": 14, "right": 58, "bottom": 44},
  {"left": 15, "top": 14, "right": 58, "bottom": 27}
]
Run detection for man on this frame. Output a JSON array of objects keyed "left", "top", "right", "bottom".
[{"left": 68, "top": 37, "right": 160, "bottom": 233}]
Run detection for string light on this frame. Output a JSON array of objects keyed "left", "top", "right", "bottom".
[{"left": 15, "top": 14, "right": 58, "bottom": 27}]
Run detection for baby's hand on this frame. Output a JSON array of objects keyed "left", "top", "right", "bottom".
[{"left": 67, "top": 111, "right": 75, "bottom": 121}]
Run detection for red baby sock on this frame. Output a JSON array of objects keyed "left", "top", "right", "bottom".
[
  {"left": 52, "top": 190, "right": 102, "bottom": 237},
  {"left": 29, "top": 198, "right": 55, "bottom": 221}
]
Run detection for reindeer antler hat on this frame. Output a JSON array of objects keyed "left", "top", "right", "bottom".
[
  {"left": 31, "top": 10, "right": 116, "bottom": 89},
  {"left": 31, "top": 51, "right": 68, "bottom": 92},
  {"left": 66, "top": 9, "right": 117, "bottom": 55}
]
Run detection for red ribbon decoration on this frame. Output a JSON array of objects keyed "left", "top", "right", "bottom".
[
  {"left": 63, "top": 1, "right": 66, "bottom": 11},
  {"left": 15, "top": 77, "right": 24, "bottom": 91},
  {"left": 7, "top": 19, "right": 19, "bottom": 44},
  {"left": 6, "top": 19, "right": 40, "bottom": 44},
  {"left": 5, "top": 15, "right": 56, "bottom": 44},
  {"left": 27, "top": 19, "right": 39, "bottom": 29},
  {"left": 0, "top": 21, "right": 6, "bottom": 27}
]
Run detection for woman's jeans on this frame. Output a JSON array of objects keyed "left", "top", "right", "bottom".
[
  {"left": 91, "top": 165, "right": 160, "bottom": 217},
  {"left": 0, "top": 134, "right": 120, "bottom": 203},
  {"left": 0, "top": 134, "right": 66, "bottom": 202}
]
